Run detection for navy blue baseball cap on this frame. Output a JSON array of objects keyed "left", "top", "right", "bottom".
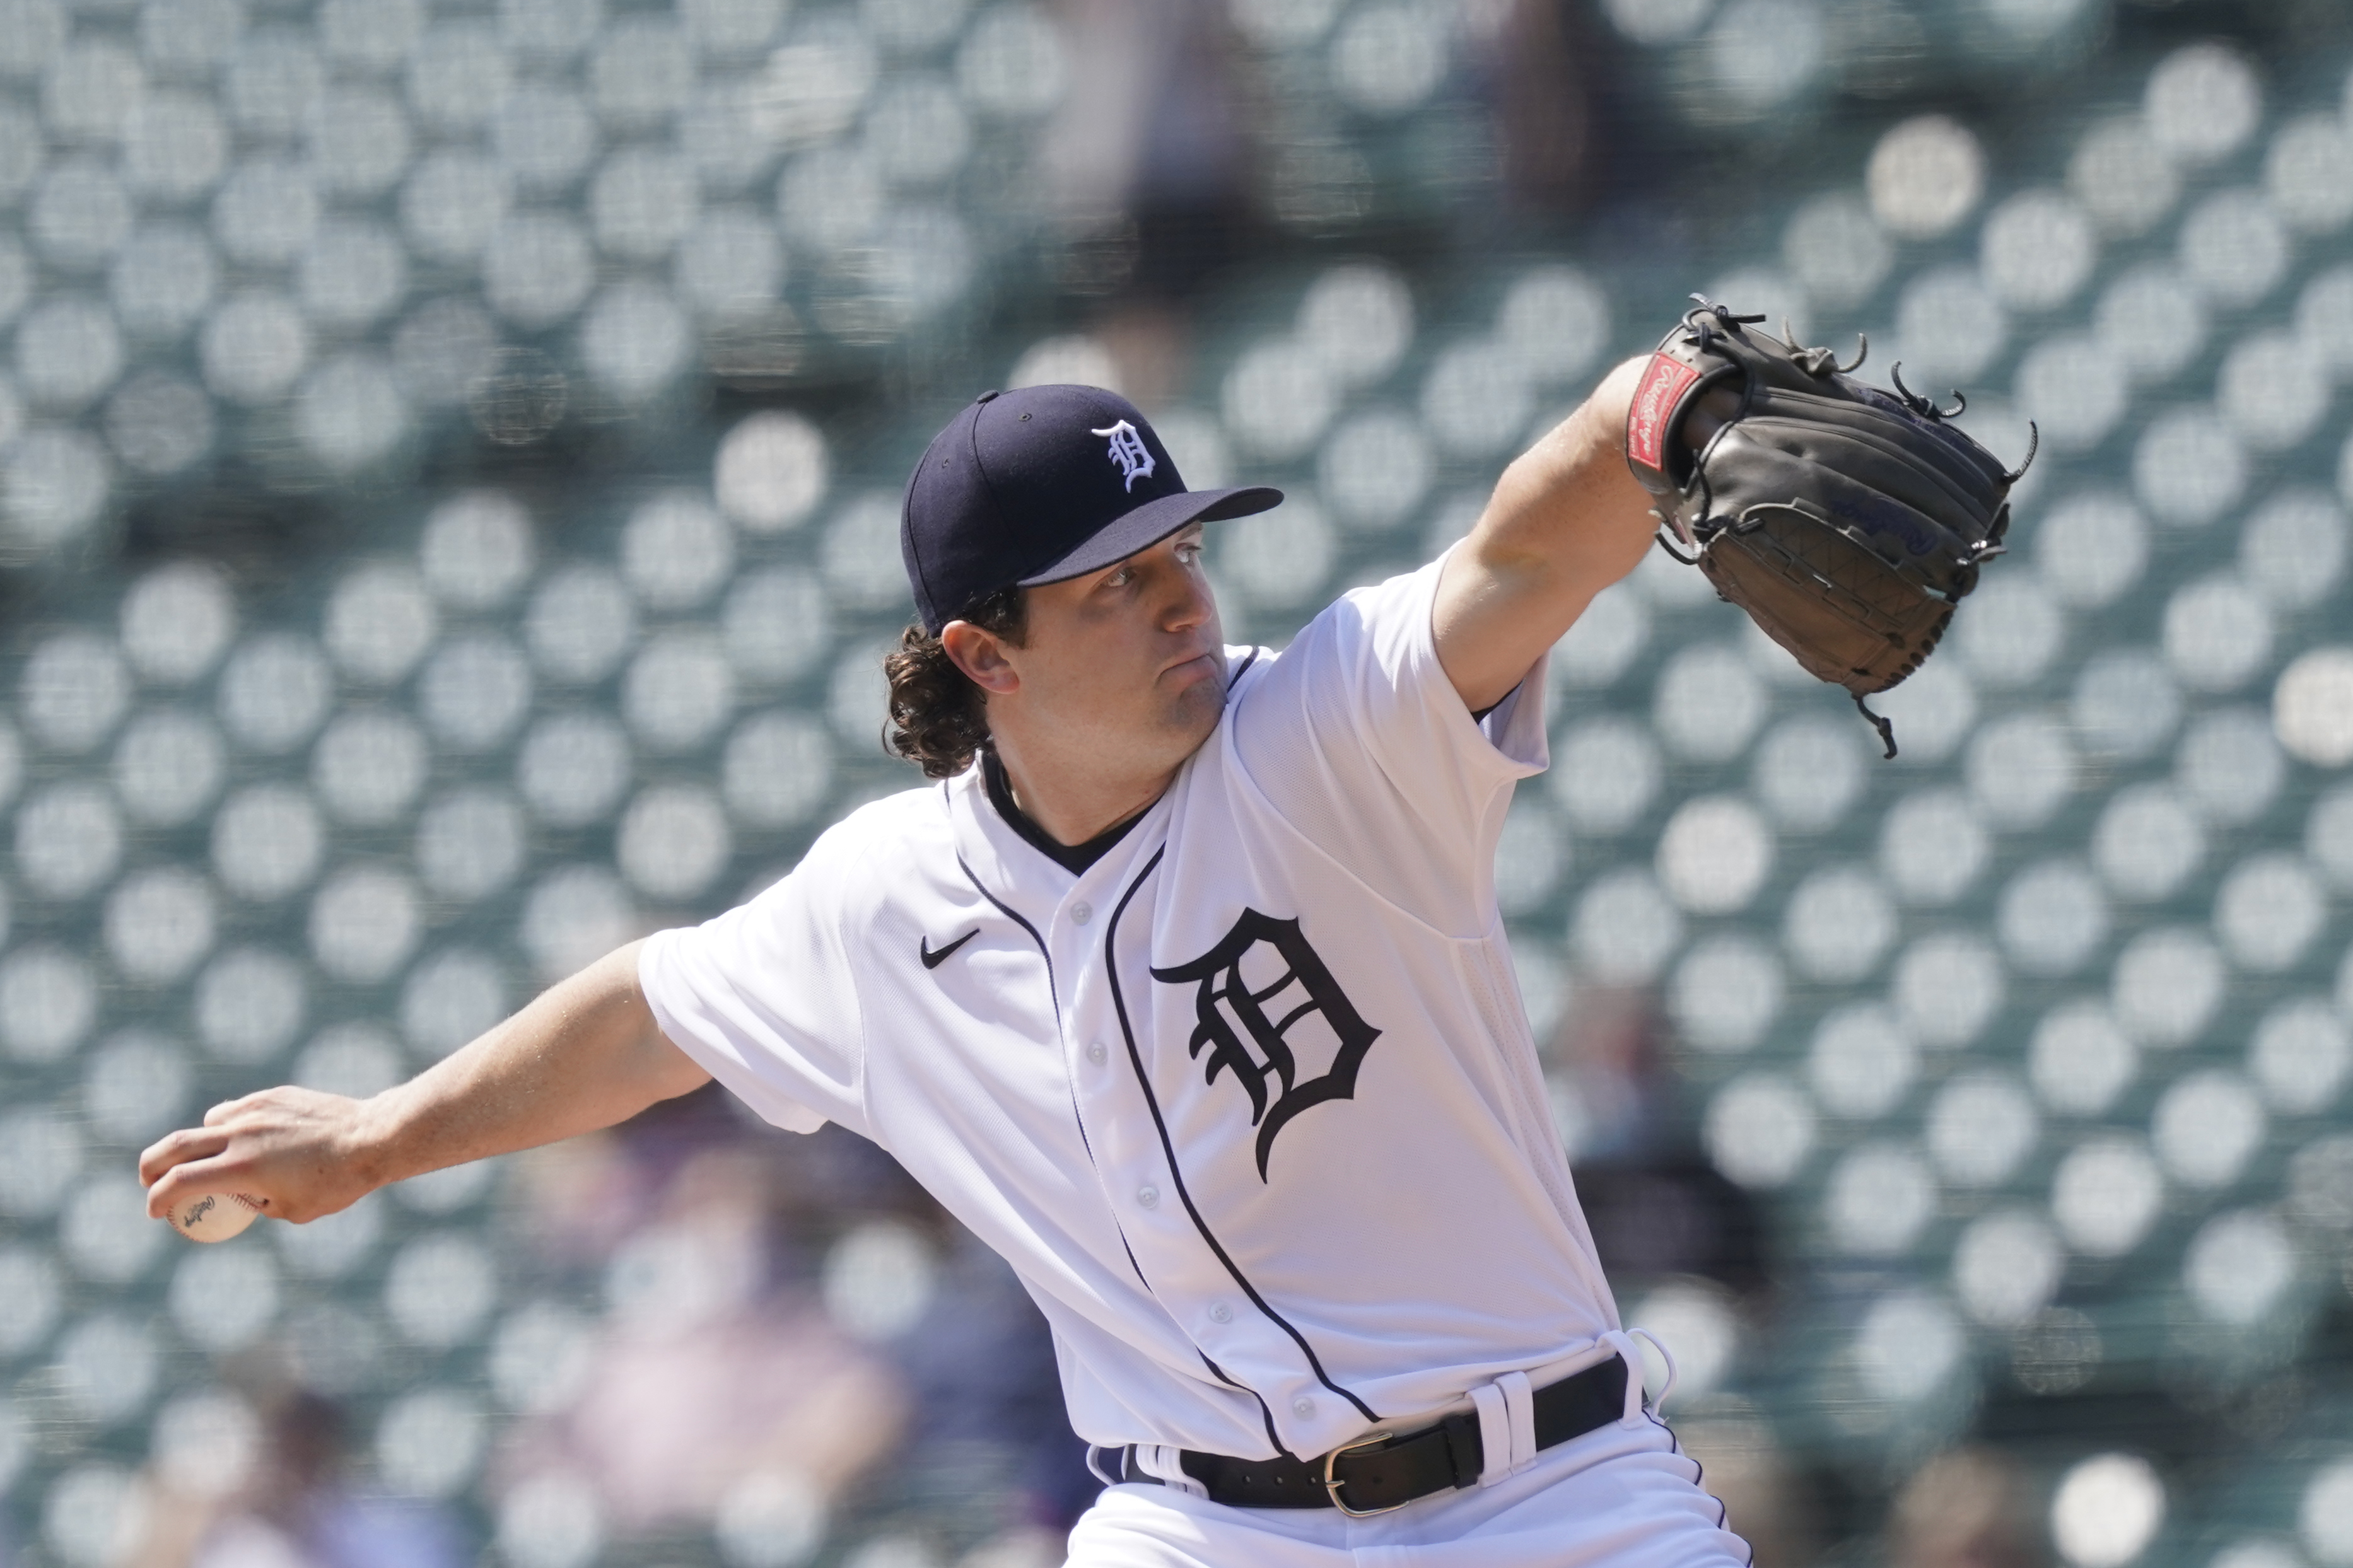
[{"left": 901, "top": 384, "right": 1283, "bottom": 634}]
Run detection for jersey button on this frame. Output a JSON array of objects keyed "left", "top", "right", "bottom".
[
  {"left": 1292, "top": 1396, "right": 1316, "bottom": 1417},
  {"left": 1208, "top": 1303, "right": 1232, "bottom": 1323},
  {"left": 1086, "top": 1042, "right": 1107, "bottom": 1064},
  {"left": 1136, "top": 1185, "right": 1159, "bottom": 1209},
  {"left": 1071, "top": 901, "right": 1094, "bottom": 926}
]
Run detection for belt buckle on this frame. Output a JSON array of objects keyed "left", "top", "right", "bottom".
[{"left": 1322, "top": 1431, "right": 1405, "bottom": 1518}]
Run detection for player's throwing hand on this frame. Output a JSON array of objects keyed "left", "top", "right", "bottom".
[{"left": 140, "top": 1084, "right": 385, "bottom": 1228}]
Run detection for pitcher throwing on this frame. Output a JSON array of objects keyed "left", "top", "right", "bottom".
[{"left": 146, "top": 363, "right": 1758, "bottom": 1567}]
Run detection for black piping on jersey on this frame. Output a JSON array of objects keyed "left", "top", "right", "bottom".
[
  {"left": 953, "top": 841, "right": 1153, "bottom": 1291},
  {"left": 1103, "top": 844, "right": 1381, "bottom": 1427},
  {"left": 1103, "top": 1237, "right": 1290, "bottom": 1455},
  {"left": 1200, "top": 1351, "right": 1294, "bottom": 1461},
  {"left": 954, "top": 849, "right": 1060, "bottom": 1023},
  {"left": 1227, "top": 648, "right": 1260, "bottom": 686}
]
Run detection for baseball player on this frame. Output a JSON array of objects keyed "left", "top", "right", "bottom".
[{"left": 144, "top": 368, "right": 1757, "bottom": 1567}]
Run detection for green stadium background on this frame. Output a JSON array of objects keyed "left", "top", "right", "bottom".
[{"left": 6, "top": 1, "right": 2353, "bottom": 1566}]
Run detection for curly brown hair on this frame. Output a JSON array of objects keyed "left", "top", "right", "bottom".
[{"left": 882, "top": 586, "right": 1027, "bottom": 779}]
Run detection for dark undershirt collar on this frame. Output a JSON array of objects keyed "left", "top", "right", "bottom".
[
  {"left": 981, "top": 748, "right": 1145, "bottom": 877},
  {"left": 976, "top": 653, "right": 1261, "bottom": 878}
]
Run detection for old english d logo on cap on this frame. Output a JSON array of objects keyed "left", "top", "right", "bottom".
[
  {"left": 900, "top": 385, "right": 1283, "bottom": 634},
  {"left": 1092, "top": 420, "right": 1156, "bottom": 491}
]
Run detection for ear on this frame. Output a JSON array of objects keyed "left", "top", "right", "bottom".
[{"left": 941, "top": 620, "right": 1020, "bottom": 695}]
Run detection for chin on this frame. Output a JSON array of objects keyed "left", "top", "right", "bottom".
[{"left": 1167, "top": 677, "right": 1227, "bottom": 750}]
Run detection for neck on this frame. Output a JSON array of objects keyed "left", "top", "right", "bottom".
[{"left": 988, "top": 735, "right": 1174, "bottom": 846}]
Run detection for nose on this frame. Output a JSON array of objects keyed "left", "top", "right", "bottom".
[{"left": 1164, "top": 561, "right": 1215, "bottom": 632}]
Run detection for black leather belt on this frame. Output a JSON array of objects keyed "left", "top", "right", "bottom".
[{"left": 1112, "top": 1355, "right": 1630, "bottom": 1515}]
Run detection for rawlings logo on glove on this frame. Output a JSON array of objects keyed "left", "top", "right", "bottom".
[{"left": 1626, "top": 296, "right": 2036, "bottom": 758}]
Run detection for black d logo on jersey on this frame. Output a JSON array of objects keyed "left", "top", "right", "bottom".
[{"left": 1152, "top": 910, "right": 1381, "bottom": 1180}]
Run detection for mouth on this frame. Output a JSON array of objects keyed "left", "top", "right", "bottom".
[{"left": 1162, "top": 649, "right": 1221, "bottom": 686}]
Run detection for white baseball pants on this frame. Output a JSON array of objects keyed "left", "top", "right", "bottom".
[{"left": 1062, "top": 1412, "right": 1751, "bottom": 1568}]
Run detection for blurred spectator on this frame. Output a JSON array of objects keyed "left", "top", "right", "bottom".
[
  {"left": 137, "top": 1390, "right": 465, "bottom": 1568},
  {"left": 1888, "top": 1447, "right": 2050, "bottom": 1568},
  {"left": 1485, "top": 0, "right": 1608, "bottom": 214},
  {"left": 1674, "top": 1402, "right": 1819, "bottom": 1568},
  {"left": 884, "top": 1229, "right": 1104, "bottom": 1542},
  {"left": 496, "top": 1137, "right": 908, "bottom": 1534},
  {"left": 1039, "top": 0, "right": 1263, "bottom": 300},
  {"left": 493, "top": 1088, "right": 1097, "bottom": 1555},
  {"left": 1553, "top": 988, "right": 1769, "bottom": 1299}
]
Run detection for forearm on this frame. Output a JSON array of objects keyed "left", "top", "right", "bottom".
[
  {"left": 1433, "top": 356, "right": 1660, "bottom": 710},
  {"left": 363, "top": 939, "right": 710, "bottom": 1187},
  {"left": 143, "top": 939, "right": 710, "bottom": 1222},
  {"left": 1478, "top": 357, "right": 1655, "bottom": 584}
]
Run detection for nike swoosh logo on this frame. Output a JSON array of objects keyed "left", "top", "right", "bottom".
[{"left": 920, "top": 930, "right": 979, "bottom": 970}]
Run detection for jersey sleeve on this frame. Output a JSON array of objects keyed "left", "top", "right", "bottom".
[
  {"left": 636, "top": 828, "right": 870, "bottom": 1138},
  {"left": 1227, "top": 550, "right": 1549, "bottom": 934}
]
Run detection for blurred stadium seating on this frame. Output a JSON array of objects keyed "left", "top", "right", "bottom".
[{"left": 7, "top": 1, "right": 2353, "bottom": 1566}]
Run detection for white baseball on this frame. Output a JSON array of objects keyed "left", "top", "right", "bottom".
[{"left": 168, "top": 1190, "right": 266, "bottom": 1243}]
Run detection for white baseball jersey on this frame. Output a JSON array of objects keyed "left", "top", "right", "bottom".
[{"left": 638, "top": 555, "right": 1623, "bottom": 1465}]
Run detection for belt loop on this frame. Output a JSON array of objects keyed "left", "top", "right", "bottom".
[
  {"left": 1498, "top": 1371, "right": 1538, "bottom": 1473},
  {"left": 1469, "top": 1382, "right": 1511, "bottom": 1484},
  {"left": 1597, "top": 1330, "right": 1650, "bottom": 1427},
  {"left": 1630, "top": 1327, "right": 1678, "bottom": 1414},
  {"left": 1471, "top": 1370, "right": 1538, "bottom": 1485},
  {"left": 1086, "top": 1445, "right": 1118, "bottom": 1487},
  {"left": 1131, "top": 1444, "right": 1208, "bottom": 1498}
]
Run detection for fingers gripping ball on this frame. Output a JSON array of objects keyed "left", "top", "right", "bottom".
[
  {"left": 169, "top": 1190, "right": 266, "bottom": 1243},
  {"left": 1625, "top": 295, "right": 2037, "bottom": 757}
]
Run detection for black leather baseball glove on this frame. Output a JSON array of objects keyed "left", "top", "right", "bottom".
[{"left": 1625, "top": 296, "right": 2035, "bottom": 757}]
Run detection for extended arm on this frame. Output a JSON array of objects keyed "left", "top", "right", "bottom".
[
  {"left": 141, "top": 940, "right": 710, "bottom": 1224},
  {"left": 1431, "top": 356, "right": 1657, "bottom": 714}
]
